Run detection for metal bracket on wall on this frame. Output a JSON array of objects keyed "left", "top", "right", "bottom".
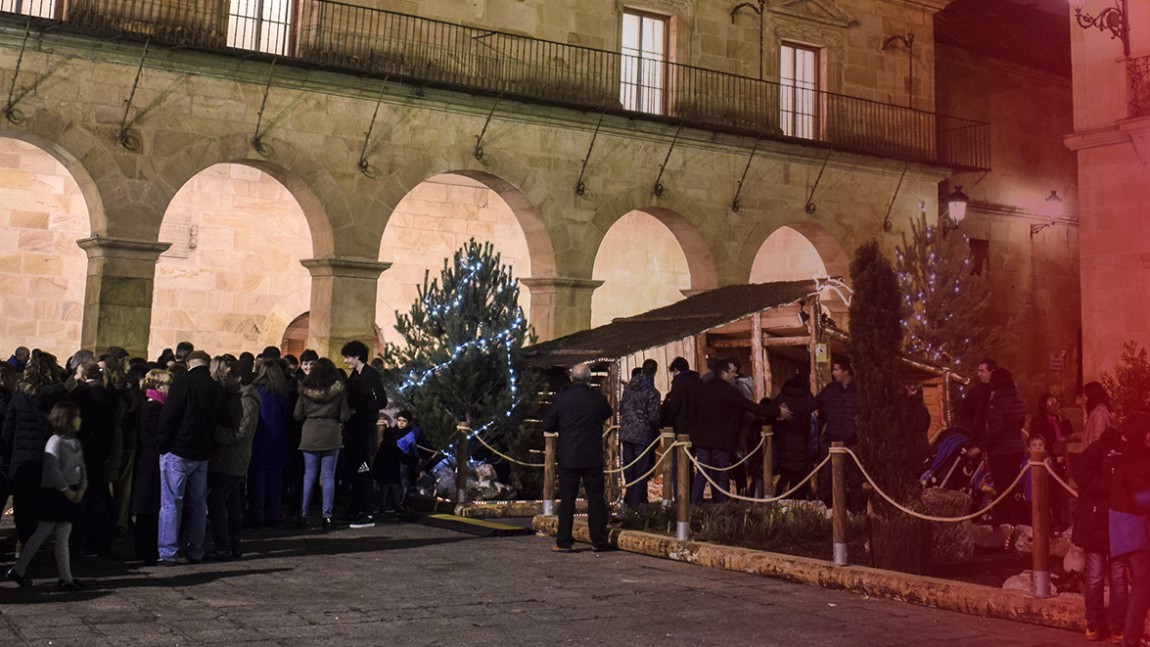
[
  {"left": 882, "top": 163, "right": 909, "bottom": 232},
  {"left": 653, "top": 122, "right": 684, "bottom": 197},
  {"left": 3, "top": 19, "right": 31, "bottom": 124},
  {"left": 474, "top": 94, "right": 502, "bottom": 161},
  {"left": 117, "top": 40, "right": 151, "bottom": 151},
  {"left": 250, "top": 57, "right": 278, "bottom": 157},
  {"left": 731, "top": 138, "right": 761, "bottom": 213},
  {"left": 358, "top": 77, "right": 390, "bottom": 177},
  {"left": 575, "top": 112, "right": 604, "bottom": 196},
  {"left": 805, "top": 150, "right": 832, "bottom": 214}
]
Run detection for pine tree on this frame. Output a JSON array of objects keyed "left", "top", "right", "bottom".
[
  {"left": 384, "top": 239, "right": 539, "bottom": 455},
  {"left": 850, "top": 240, "right": 929, "bottom": 573},
  {"left": 894, "top": 213, "right": 993, "bottom": 372}
]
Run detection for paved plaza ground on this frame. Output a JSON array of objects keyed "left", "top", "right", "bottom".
[{"left": 0, "top": 518, "right": 1081, "bottom": 646}]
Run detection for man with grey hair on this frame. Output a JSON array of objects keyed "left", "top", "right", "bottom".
[{"left": 544, "top": 363, "right": 613, "bottom": 552}]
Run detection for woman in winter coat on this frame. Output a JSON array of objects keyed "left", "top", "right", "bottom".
[
  {"left": 208, "top": 359, "right": 261, "bottom": 559},
  {"left": 1, "top": 351, "right": 67, "bottom": 545},
  {"left": 294, "top": 358, "right": 349, "bottom": 529},
  {"left": 980, "top": 367, "right": 1027, "bottom": 526},
  {"left": 131, "top": 369, "right": 172, "bottom": 564},
  {"left": 1110, "top": 410, "right": 1150, "bottom": 647},
  {"left": 1073, "top": 423, "right": 1127, "bottom": 641},
  {"left": 248, "top": 359, "right": 292, "bottom": 528},
  {"left": 772, "top": 376, "right": 815, "bottom": 499},
  {"left": 1080, "top": 381, "right": 1116, "bottom": 449}
]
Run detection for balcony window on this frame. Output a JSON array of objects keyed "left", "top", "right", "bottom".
[
  {"left": 620, "top": 10, "right": 667, "bottom": 115},
  {"left": 0, "top": 0, "right": 56, "bottom": 19},
  {"left": 228, "top": 0, "right": 293, "bottom": 56},
  {"left": 780, "top": 43, "right": 819, "bottom": 139}
]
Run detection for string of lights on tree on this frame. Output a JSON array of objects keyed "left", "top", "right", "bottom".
[
  {"left": 385, "top": 239, "right": 534, "bottom": 454},
  {"left": 894, "top": 213, "right": 992, "bottom": 377}
]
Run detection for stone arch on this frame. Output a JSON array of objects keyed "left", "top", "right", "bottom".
[
  {"left": 381, "top": 156, "right": 557, "bottom": 280},
  {"left": 745, "top": 220, "right": 850, "bottom": 282},
  {"left": 749, "top": 221, "right": 852, "bottom": 322},
  {"left": 146, "top": 134, "right": 340, "bottom": 259},
  {"left": 588, "top": 189, "right": 720, "bottom": 292}
]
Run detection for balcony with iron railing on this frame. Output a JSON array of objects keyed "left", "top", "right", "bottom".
[
  {"left": 0, "top": 0, "right": 992, "bottom": 171},
  {"left": 1130, "top": 54, "right": 1150, "bottom": 118}
]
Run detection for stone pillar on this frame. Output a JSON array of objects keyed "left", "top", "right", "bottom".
[
  {"left": 77, "top": 236, "right": 171, "bottom": 359},
  {"left": 520, "top": 277, "right": 603, "bottom": 341},
  {"left": 301, "top": 257, "right": 391, "bottom": 360}
]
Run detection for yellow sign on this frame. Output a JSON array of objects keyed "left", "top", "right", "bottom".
[{"left": 815, "top": 342, "right": 829, "bottom": 364}]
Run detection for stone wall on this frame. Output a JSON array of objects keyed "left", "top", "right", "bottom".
[{"left": 590, "top": 210, "right": 691, "bottom": 327}]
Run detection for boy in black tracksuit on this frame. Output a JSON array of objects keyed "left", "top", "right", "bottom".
[{"left": 373, "top": 425, "right": 415, "bottom": 517}]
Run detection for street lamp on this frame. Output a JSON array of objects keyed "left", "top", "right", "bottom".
[
  {"left": 940, "top": 185, "right": 969, "bottom": 236},
  {"left": 1069, "top": 0, "right": 1130, "bottom": 57},
  {"left": 1031, "top": 190, "right": 1062, "bottom": 238}
]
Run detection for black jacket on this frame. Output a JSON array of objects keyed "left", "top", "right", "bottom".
[
  {"left": 772, "top": 379, "right": 814, "bottom": 474},
  {"left": 1, "top": 384, "right": 68, "bottom": 488},
  {"left": 345, "top": 364, "right": 386, "bottom": 432},
  {"left": 1072, "top": 426, "right": 1123, "bottom": 552},
  {"left": 159, "top": 365, "right": 224, "bottom": 461},
  {"left": 543, "top": 382, "right": 613, "bottom": 469},
  {"left": 71, "top": 380, "right": 123, "bottom": 483},
  {"left": 693, "top": 378, "right": 781, "bottom": 451},
  {"left": 982, "top": 387, "right": 1026, "bottom": 456},
  {"left": 662, "top": 370, "right": 700, "bottom": 437}
]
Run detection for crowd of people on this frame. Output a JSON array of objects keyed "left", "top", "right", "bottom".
[{"left": 0, "top": 341, "right": 423, "bottom": 589}]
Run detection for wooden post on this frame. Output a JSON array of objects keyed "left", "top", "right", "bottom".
[
  {"left": 661, "top": 428, "right": 675, "bottom": 506},
  {"left": 455, "top": 423, "right": 470, "bottom": 504},
  {"left": 676, "top": 434, "right": 691, "bottom": 541},
  {"left": 831, "top": 441, "right": 848, "bottom": 566},
  {"left": 762, "top": 426, "right": 774, "bottom": 497},
  {"left": 604, "top": 424, "right": 619, "bottom": 505},
  {"left": 751, "top": 311, "right": 766, "bottom": 401},
  {"left": 1030, "top": 446, "right": 1052, "bottom": 597},
  {"left": 543, "top": 432, "right": 558, "bottom": 516}
]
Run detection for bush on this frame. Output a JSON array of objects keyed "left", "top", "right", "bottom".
[{"left": 1100, "top": 341, "right": 1150, "bottom": 422}]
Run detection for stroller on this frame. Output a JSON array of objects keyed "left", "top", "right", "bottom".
[{"left": 920, "top": 429, "right": 978, "bottom": 491}]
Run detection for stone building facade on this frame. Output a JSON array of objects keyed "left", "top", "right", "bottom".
[{"left": 0, "top": 0, "right": 991, "bottom": 366}]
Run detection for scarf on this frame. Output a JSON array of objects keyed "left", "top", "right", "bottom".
[{"left": 146, "top": 389, "right": 168, "bottom": 404}]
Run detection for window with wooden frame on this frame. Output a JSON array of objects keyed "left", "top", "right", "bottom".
[
  {"left": 228, "top": 0, "right": 294, "bottom": 56},
  {"left": 620, "top": 9, "right": 668, "bottom": 115},
  {"left": 780, "top": 42, "right": 820, "bottom": 139}
]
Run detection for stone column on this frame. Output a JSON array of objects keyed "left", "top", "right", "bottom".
[
  {"left": 301, "top": 257, "right": 391, "bottom": 360},
  {"left": 520, "top": 277, "right": 603, "bottom": 341},
  {"left": 77, "top": 236, "right": 171, "bottom": 359}
]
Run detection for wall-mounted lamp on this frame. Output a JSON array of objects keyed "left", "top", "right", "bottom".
[
  {"left": 940, "top": 185, "right": 969, "bottom": 236},
  {"left": 1069, "top": 0, "right": 1129, "bottom": 57},
  {"left": 1031, "top": 190, "right": 1062, "bottom": 238}
]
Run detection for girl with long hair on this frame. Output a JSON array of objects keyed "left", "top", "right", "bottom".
[
  {"left": 294, "top": 358, "right": 349, "bottom": 529},
  {"left": 248, "top": 359, "right": 292, "bottom": 528}
]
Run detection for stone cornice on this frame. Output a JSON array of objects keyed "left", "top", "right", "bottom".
[
  {"left": 520, "top": 277, "right": 605, "bottom": 292},
  {"left": 1063, "top": 125, "right": 1130, "bottom": 152},
  {"left": 300, "top": 257, "right": 392, "bottom": 279},
  {"left": 877, "top": 0, "right": 952, "bottom": 14},
  {"left": 76, "top": 236, "right": 171, "bottom": 259},
  {"left": 1117, "top": 115, "right": 1150, "bottom": 164}
]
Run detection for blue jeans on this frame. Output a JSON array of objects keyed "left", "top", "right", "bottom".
[
  {"left": 691, "top": 448, "right": 732, "bottom": 504},
  {"left": 158, "top": 453, "right": 208, "bottom": 562},
  {"left": 1125, "top": 550, "right": 1150, "bottom": 645},
  {"left": 622, "top": 441, "right": 655, "bottom": 508},
  {"left": 301, "top": 449, "right": 339, "bottom": 519},
  {"left": 1085, "top": 550, "right": 1128, "bottom": 631}
]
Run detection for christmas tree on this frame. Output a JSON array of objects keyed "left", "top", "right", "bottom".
[
  {"left": 894, "top": 213, "right": 993, "bottom": 372},
  {"left": 384, "top": 239, "right": 540, "bottom": 455}
]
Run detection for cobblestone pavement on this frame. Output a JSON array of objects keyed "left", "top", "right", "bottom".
[{"left": 0, "top": 519, "right": 1080, "bottom": 646}]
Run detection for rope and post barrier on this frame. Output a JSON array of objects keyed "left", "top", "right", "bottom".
[
  {"left": 831, "top": 441, "right": 848, "bottom": 566},
  {"left": 676, "top": 434, "right": 692, "bottom": 541},
  {"left": 661, "top": 428, "right": 675, "bottom": 506},
  {"left": 761, "top": 426, "right": 774, "bottom": 497},
  {"left": 543, "top": 432, "right": 557, "bottom": 516},
  {"left": 1030, "top": 449, "right": 1052, "bottom": 598}
]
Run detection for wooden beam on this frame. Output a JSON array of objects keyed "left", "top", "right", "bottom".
[{"left": 711, "top": 335, "right": 812, "bottom": 349}]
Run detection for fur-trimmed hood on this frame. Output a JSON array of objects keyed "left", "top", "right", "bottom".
[{"left": 300, "top": 379, "right": 345, "bottom": 402}]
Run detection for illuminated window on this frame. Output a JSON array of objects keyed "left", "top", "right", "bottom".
[
  {"left": 228, "top": 0, "right": 293, "bottom": 56},
  {"left": 620, "top": 10, "right": 667, "bottom": 115},
  {"left": 0, "top": 0, "right": 57, "bottom": 19},
  {"left": 780, "top": 43, "right": 819, "bottom": 139}
]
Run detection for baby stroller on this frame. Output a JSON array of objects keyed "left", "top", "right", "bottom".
[{"left": 920, "top": 429, "right": 977, "bottom": 491}]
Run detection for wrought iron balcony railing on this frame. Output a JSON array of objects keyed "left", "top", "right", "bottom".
[
  {"left": 1130, "top": 55, "right": 1150, "bottom": 118},
  {"left": 1, "top": 0, "right": 991, "bottom": 171}
]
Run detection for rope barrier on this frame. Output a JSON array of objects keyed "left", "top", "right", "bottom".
[
  {"left": 603, "top": 424, "right": 618, "bottom": 438},
  {"left": 836, "top": 446, "right": 1031, "bottom": 523},
  {"left": 469, "top": 431, "right": 545, "bottom": 468},
  {"left": 1044, "top": 462, "right": 1079, "bottom": 498},
  {"left": 605, "top": 435, "right": 663, "bottom": 474},
  {"left": 685, "top": 451, "right": 832, "bottom": 503},
  {"left": 686, "top": 435, "right": 767, "bottom": 473},
  {"left": 617, "top": 443, "right": 680, "bottom": 489}
]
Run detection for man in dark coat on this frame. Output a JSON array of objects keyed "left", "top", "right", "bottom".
[
  {"left": 958, "top": 358, "right": 997, "bottom": 439},
  {"left": 976, "top": 367, "right": 1027, "bottom": 526},
  {"left": 70, "top": 360, "right": 122, "bottom": 556},
  {"left": 691, "top": 357, "right": 788, "bottom": 504},
  {"left": 157, "top": 350, "right": 224, "bottom": 564},
  {"left": 791, "top": 357, "right": 863, "bottom": 513},
  {"left": 544, "top": 363, "right": 613, "bottom": 552},
  {"left": 618, "top": 360, "right": 660, "bottom": 508},
  {"left": 341, "top": 340, "right": 386, "bottom": 527},
  {"left": 1072, "top": 425, "right": 1126, "bottom": 641},
  {"left": 772, "top": 376, "right": 815, "bottom": 499}
]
